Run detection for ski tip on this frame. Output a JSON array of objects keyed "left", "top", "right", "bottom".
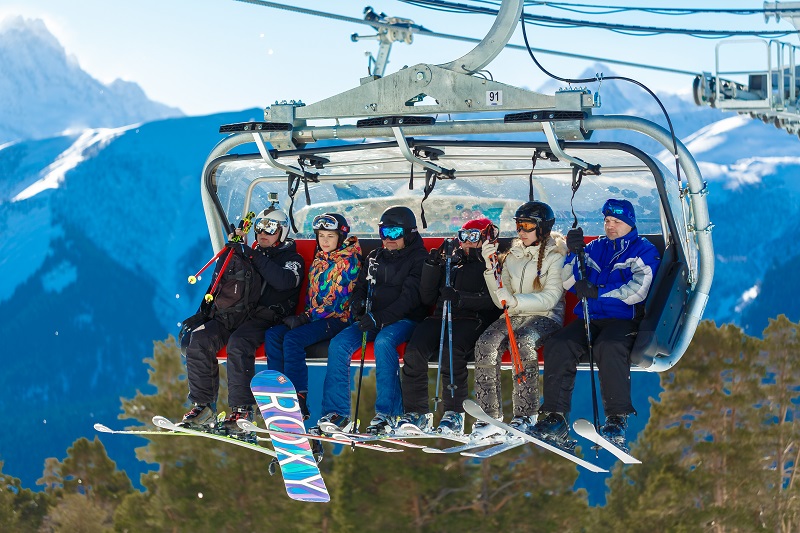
[
  {"left": 94, "top": 423, "right": 112, "bottom": 433},
  {"left": 237, "top": 419, "right": 257, "bottom": 431},
  {"left": 422, "top": 447, "right": 445, "bottom": 454},
  {"left": 152, "top": 416, "right": 173, "bottom": 429}
]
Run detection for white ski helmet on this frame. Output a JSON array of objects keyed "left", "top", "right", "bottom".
[{"left": 254, "top": 206, "right": 290, "bottom": 243}]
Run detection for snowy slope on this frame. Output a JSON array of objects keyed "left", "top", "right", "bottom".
[{"left": 0, "top": 17, "right": 183, "bottom": 144}]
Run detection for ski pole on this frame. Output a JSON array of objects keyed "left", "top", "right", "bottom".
[
  {"left": 577, "top": 247, "right": 601, "bottom": 434},
  {"left": 432, "top": 239, "right": 454, "bottom": 411},
  {"left": 445, "top": 244, "right": 456, "bottom": 399},
  {"left": 188, "top": 247, "right": 228, "bottom": 284},
  {"left": 189, "top": 211, "right": 255, "bottom": 284},
  {"left": 489, "top": 244, "right": 526, "bottom": 384},
  {"left": 204, "top": 248, "right": 234, "bottom": 303},
  {"left": 352, "top": 258, "right": 377, "bottom": 434}
]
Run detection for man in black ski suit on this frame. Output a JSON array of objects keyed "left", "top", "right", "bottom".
[
  {"left": 397, "top": 217, "right": 501, "bottom": 436},
  {"left": 180, "top": 206, "right": 304, "bottom": 435}
]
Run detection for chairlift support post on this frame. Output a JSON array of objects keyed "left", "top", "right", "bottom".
[{"left": 199, "top": 0, "right": 713, "bottom": 371}]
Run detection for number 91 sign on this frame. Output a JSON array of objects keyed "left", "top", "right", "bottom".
[{"left": 486, "top": 90, "right": 503, "bottom": 106}]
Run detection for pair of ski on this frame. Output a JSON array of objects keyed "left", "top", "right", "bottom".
[{"left": 463, "top": 400, "right": 640, "bottom": 472}]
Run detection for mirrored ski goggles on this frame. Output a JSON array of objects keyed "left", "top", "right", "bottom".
[
  {"left": 379, "top": 226, "right": 405, "bottom": 240},
  {"left": 515, "top": 221, "right": 537, "bottom": 233},
  {"left": 254, "top": 219, "right": 282, "bottom": 235},
  {"left": 311, "top": 214, "right": 340, "bottom": 231},
  {"left": 457, "top": 229, "right": 483, "bottom": 243}
]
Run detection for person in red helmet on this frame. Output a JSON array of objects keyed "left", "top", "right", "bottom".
[{"left": 396, "top": 217, "right": 502, "bottom": 437}]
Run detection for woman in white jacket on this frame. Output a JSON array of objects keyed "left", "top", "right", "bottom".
[{"left": 471, "top": 201, "right": 566, "bottom": 440}]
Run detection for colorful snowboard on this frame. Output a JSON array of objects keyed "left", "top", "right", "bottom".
[{"left": 251, "top": 370, "right": 330, "bottom": 503}]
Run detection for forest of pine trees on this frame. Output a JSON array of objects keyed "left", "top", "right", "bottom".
[{"left": 1, "top": 316, "right": 798, "bottom": 532}]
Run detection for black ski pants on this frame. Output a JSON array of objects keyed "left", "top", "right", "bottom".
[
  {"left": 541, "top": 318, "right": 638, "bottom": 417},
  {"left": 185, "top": 316, "right": 277, "bottom": 408},
  {"left": 401, "top": 316, "right": 487, "bottom": 414}
]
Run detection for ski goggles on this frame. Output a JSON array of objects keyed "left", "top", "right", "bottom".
[
  {"left": 379, "top": 226, "right": 405, "bottom": 240},
  {"left": 254, "top": 219, "right": 282, "bottom": 235},
  {"left": 312, "top": 214, "right": 340, "bottom": 231},
  {"left": 515, "top": 221, "right": 537, "bottom": 233},
  {"left": 457, "top": 228, "right": 483, "bottom": 243}
]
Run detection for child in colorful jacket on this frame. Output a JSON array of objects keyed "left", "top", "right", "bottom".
[{"left": 264, "top": 213, "right": 361, "bottom": 420}]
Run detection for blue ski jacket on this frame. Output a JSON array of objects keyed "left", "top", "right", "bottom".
[{"left": 562, "top": 228, "right": 661, "bottom": 321}]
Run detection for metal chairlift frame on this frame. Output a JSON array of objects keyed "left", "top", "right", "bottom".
[{"left": 198, "top": 0, "right": 713, "bottom": 372}]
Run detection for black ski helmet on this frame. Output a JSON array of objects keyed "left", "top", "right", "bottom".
[
  {"left": 514, "top": 201, "right": 556, "bottom": 239},
  {"left": 312, "top": 212, "right": 350, "bottom": 247},
  {"left": 379, "top": 205, "right": 418, "bottom": 244}
]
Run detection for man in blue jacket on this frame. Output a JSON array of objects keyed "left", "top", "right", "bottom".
[{"left": 530, "top": 199, "right": 660, "bottom": 451}]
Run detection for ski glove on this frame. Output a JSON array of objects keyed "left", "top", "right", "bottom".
[
  {"left": 426, "top": 248, "right": 442, "bottom": 266},
  {"left": 440, "top": 286, "right": 460, "bottom": 307},
  {"left": 574, "top": 279, "right": 599, "bottom": 300},
  {"left": 495, "top": 287, "right": 517, "bottom": 308},
  {"left": 357, "top": 312, "right": 379, "bottom": 333},
  {"left": 225, "top": 242, "right": 252, "bottom": 259},
  {"left": 349, "top": 298, "right": 366, "bottom": 320},
  {"left": 283, "top": 313, "right": 311, "bottom": 330},
  {"left": 481, "top": 242, "right": 498, "bottom": 266},
  {"left": 566, "top": 228, "right": 586, "bottom": 254}
]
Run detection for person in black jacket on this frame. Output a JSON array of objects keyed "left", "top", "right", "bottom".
[
  {"left": 315, "top": 206, "right": 428, "bottom": 436},
  {"left": 180, "top": 206, "right": 304, "bottom": 436},
  {"left": 396, "top": 218, "right": 502, "bottom": 437}
]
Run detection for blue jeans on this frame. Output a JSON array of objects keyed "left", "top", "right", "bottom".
[
  {"left": 264, "top": 318, "right": 348, "bottom": 393},
  {"left": 321, "top": 319, "right": 417, "bottom": 419}
]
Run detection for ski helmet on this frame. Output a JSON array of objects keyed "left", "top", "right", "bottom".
[
  {"left": 514, "top": 201, "right": 556, "bottom": 238},
  {"left": 378, "top": 205, "right": 418, "bottom": 244},
  {"left": 312, "top": 212, "right": 350, "bottom": 247},
  {"left": 458, "top": 217, "right": 495, "bottom": 244},
  {"left": 254, "top": 206, "right": 290, "bottom": 243}
]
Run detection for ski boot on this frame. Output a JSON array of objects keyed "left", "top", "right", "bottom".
[
  {"left": 366, "top": 413, "right": 396, "bottom": 436},
  {"left": 297, "top": 392, "right": 310, "bottom": 421},
  {"left": 436, "top": 411, "right": 465, "bottom": 437},
  {"left": 508, "top": 415, "right": 535, "bottom": 434},
  {"left": 317, "top": 413, "right": 352, "bottom": 435},
  {"left": 179, "top": 403, "right": 216, "bottom": 429},
  {"left": 528, "top": 412, "right": 575, "bottom": 451},
  {"left": 469, "top": 418, "right": 504, "bottom": 441},
  {"left": 220, "top": 405, "right": 256, "bottom": 442},
  {"left": 600, "top": 414, "right": 629, "bottom": 452},
  {"left": 395, "top": 412, "right": 433, "bottom": 434}
]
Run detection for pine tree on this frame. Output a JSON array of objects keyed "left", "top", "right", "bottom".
[
  {"left": 600, "top": 321, "right": 764, "bottom": 532},
  {"left": 0, "top": 461, "right": 50, "bottom": 531},
  {"left": 753, "top": 315, "right": 800, "bottom": 532}
]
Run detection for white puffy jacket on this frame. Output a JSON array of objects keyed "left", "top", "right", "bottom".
[{"left": 482, "top": 233, "right": 567, "bottom": 323}]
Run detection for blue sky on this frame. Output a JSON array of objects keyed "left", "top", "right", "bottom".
[{"left": 3, "top": 0, "right": 797, "bottom": 115}]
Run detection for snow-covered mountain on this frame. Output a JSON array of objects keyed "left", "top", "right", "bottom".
[
  {"left": 0, "top": 17, "right": 183, "bottom": 144},
  {"left": 1, "top": 27, "right": 798, "bottom": 494}
]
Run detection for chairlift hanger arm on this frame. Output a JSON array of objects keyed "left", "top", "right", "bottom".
[{"left": 391, "top": 127, "right": 455, "bottom": 177}]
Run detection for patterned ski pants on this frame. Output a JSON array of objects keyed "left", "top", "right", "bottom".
[{"left": 473, "top": 315, "right": 561, "bottom": 419}]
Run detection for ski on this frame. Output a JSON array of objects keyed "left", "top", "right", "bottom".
[
  {"left": 392, "top": 426, "right": 471, "bottom": 444},
  {"left": 95, "top": 422, "right": 189, "bottom": 437},
  {"left": 318, "top": 424, "right": 427, "bottom": 449},
  {"left": 251, "top": 370, "right": 330, "bottom": 503},
  {"left": 152, "top": 416, "right": 277, "bottom": 458},
  {"left": 461, "top": 436, "right": 525, "bottom": 459},
  {"left": 236, "top": 419, "right": 402, "bottom": 453},
  {"left": 422, "top": 437, "right": 504, "bottom": 454},
  {"left": 462, "top": 400, "right": 608, "bottom": 473},
  {"left": 572, "top": 419, "right": 641, "bottom": 465},
  {"left": 94, "top": 422, "right": 270, "bottom": 442}
]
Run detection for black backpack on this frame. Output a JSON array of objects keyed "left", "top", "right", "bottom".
[{"left": 208, "top": 251, "right": 263, "bottom": 330}]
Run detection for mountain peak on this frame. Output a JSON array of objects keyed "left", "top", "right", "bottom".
[{"left": 0, "top": 16, "right": 182, "bottom": 144}]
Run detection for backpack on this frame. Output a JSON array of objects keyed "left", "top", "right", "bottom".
[{"left": 209, "top": 251, "right": 263, "bottom": 330}]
